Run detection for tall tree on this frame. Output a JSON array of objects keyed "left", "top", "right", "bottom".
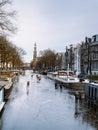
[
  {"left": 0, "top": 36, "right": 25, "bottom": 69},
  {"left": 0, "top": 0, "right": 17, "bottom": 34},
  {"left": 35, "top": 49, "right": 56, "bottom": 71}
]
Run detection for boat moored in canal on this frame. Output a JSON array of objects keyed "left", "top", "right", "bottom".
[
  {"left": 54, "top": 70, "right": 89, "bottom": 90},
  {"left": 57, "top": 70, "right": 79, "bottom": 82},
  {"left": 0, "top": 76, "right": 13, "bottom": 101},
  {"left": 47, "top": 71, "right": 58, "bottom": 80},
  {"left": 0, "top": 85, "right": 5, "bottom": 112}
]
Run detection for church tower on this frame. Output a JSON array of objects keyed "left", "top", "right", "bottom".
[{"left": 33, "top": 43, "right": 37, "bottom": 63}]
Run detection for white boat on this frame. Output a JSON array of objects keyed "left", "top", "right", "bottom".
[
  {"left": 0, "top": 77, "right": 13, "bottom": 89},
  {"left": 54, "top": 70, "right": 89, "bottom": 90},
  {"left": 0, "top": 76, "right": 13, "bottom": 101},
  {"left": 0, "top": 85, "right": 5, "bottom": 111},
  {"left": 55, "top": 70, "right": 89, "bottom": 83},
  {"left": 47, "top": 71, "right": 58, "bottom": 80},
  {"left": 56, "top": 70, "right": 79, "bottom": 83}
]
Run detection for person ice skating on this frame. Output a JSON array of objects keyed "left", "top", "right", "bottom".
[
  {"left": 36, "top": 75, "right": 42, "bottom": 82},
  {"left": 31, "top": 74, "right": 33, "bottom": 78},
  {"left": 27, "top": 81, "right": 30, "bottom": 86},
  {"left": 26, "top": 81, "right": 30, "bottom": 95}
]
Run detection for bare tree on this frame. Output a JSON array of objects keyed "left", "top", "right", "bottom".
[
  {"left": 9, "top": 45, "right": 26, "bottom": 68},
  {"left": 0, "top": 35, "right": 25, "bottom": 69},
  {"left": 35, "top": 49, "right": 56, "bottom": 71},
  {"left": 0, "top": 0, "right": 17, "bottom": 34}
]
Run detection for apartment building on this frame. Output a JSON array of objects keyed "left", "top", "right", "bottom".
[
  {"left": 81, "top": 34, "right": 98, "bottom": 76},
  {"left": 65, "top": 44, "right": 81, "bottom": 76}
]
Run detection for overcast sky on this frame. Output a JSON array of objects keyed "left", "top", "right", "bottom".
[{"left": 11, "top": 0, "right": 98, "bottom": 62}]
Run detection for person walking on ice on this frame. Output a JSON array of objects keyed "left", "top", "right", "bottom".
[{"left": 26, "top": 81, "right": 30, "bottom": 95}]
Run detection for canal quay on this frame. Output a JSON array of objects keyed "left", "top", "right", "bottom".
[{"left": 0, "top": 70, "right": 98, "bottom": 130}]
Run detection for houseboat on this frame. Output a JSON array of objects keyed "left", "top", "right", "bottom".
[
  {"left": 0, "top": 85, "right": 5, "bottom": 112},
  {"left": 0, "top": 71, "right": 14, "bottom": 101},
  {"left": 0, "top": 76, "right": 13, "bottom": 101},
  {"left": 47, "top": 71, "right": 58, "bottom": 80},
  {"left": 54, "top": 70, "right": 89, "bottom": 90}
]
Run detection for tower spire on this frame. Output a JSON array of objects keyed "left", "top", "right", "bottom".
[{"left": 33, "top": 42, "right": 37, "bottom": 63}]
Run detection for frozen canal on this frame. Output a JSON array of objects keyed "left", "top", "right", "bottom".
[{"left": 0, "top": 70, "right": 98, "bottom": 130}]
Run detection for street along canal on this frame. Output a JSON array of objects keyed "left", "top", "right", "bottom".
[{"left": 0, "top": 70, "right": 98, "bottom": 130}]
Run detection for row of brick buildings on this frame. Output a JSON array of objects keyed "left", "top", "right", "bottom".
[{"left": 57, "top": 34, "right": 98, "bottom": 77}]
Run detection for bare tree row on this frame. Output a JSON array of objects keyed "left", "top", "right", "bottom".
[
  {"left": 0, "top": 0, "right": 26, "bottom": 69},
  {"left": 31, "top": 49, "right": 61, "bottom": 71},
  {"left": 0, "top": 35, "right": 26, "bottom": 69}
]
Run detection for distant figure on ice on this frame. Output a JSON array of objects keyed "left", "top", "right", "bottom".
[
  {"left": 26, "top": 81, "right": 30, "bottom": 95},
  {"left": 31, "top": 74, "right": 33, "bottom": 78},
  {"left": 36, "top": 75, "right": 42, "bottom": 82}
]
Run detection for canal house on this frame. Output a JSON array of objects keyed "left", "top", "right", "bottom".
[{"left": 81, "top": 34, "right": 98, "bottom": 76}]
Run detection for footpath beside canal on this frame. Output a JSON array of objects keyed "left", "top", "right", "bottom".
[{"left": 0, "top": 70, "right": 98, "bottom": 130}]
